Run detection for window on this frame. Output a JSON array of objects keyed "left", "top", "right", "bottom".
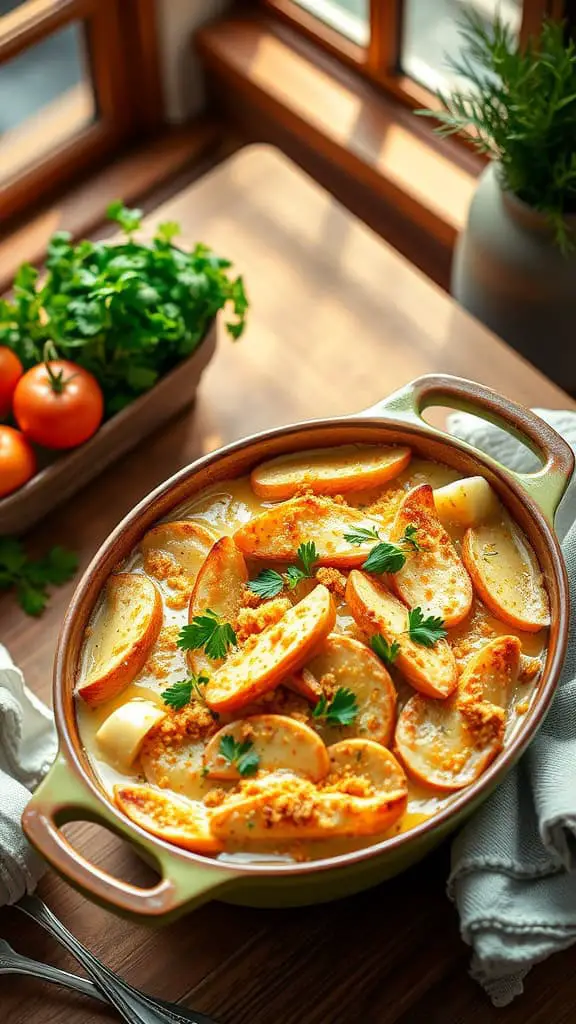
[
  {"left": 0, "top": 0, "right": 163, "bottom": 225},
  {"left": 263, "top": 1, "right": 566, "bottom": 110}
]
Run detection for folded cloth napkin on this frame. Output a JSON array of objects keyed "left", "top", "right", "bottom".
[
  {"left": 447, "top": 409, "right": 576, "bottom": 1007},
  {"left": 0, "top": 644, "right": 57, "bottom": 906}
]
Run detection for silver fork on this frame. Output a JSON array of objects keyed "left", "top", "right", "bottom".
[
  {"left": 12, "top": 894, "right": 219, "bottom": 1024},
  {"left": 0, "top": 936, "right": 106, "bottom": 1002}
]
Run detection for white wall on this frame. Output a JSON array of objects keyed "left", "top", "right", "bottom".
[{"left": 156, "top": 0, "right": 231, "bottom": 123}]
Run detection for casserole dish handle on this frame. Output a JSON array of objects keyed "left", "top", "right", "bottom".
[
  {"left": 22, "top": 753, "right": 240, "bottom": 921},
  {"left": 361, "top": 374, "right": 574, "bottom": 524}
]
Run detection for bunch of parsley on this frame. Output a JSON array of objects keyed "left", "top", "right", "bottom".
[{"left": 0, "top": 202, "right": 248, "bottom": 415}]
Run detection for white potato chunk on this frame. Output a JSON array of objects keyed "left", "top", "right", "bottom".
[
  {"left": 433, "top": 476, "right": 500, "bottom": 528},
  {"left": 96, "top": 700, "right": 166, "bottom": 770}
]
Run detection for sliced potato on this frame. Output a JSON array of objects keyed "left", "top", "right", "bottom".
[
  {"left": 114, "top": 784, "right": 222, "bottom": 854},
  {"left": 251, "top": 444, "right": 411, "bottom": 499},
  {"left": 303, "top": 635, "right": 397, "bottom": 746},
  {"left": 395, "top": 693, "right": 504, "bottom": 791},
  {"left": 458, "top": 635, "right": 521, "bottom": 708},
  {"left": 140, "top": 521, "right": 214, "bottom": 582},
  {"left": 205, "top": 585, "right": 336, "bottom": 713},
  {"left": 96, "top": 700, "right": 166, "bottom": 770},
  {"left": 462, "top": 519, "right": 549, "bottom": 632},
  {"left": 391, "top": 484, "right": 472, "bottom": 627},
  {"left": 203, "top": 714, "right": 330, "bottom": 781},
  {"left": 327, "top": 738, "right": 407, "bottom": 796},
  {"left": 188, "top": 536, "right": 248, "bottom": 677},
  {"left": 77, "top": 574, "right": 162, "bottom": 707},
  {"left": 234, "top": 495, "right": 380, "bottom": 566},
  {"left": 141, "top": 703, "right": 219, "bottom": 800},
  {"left": 433, "top": 476, "right": 500, "bottom": 528},
  {"left": 345, "top": 571, "right": 458, "bottom": 699}
]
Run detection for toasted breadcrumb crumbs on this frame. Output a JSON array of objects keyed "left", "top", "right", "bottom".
[
  {"left": 235, "top": 597, "right": 291, "bottom": 644},
  {"left": 460, "top": 699, "right": 505, "bottom": 749},
  {"left": 315, "top": 566, "right": 347, "bottom": 596}
]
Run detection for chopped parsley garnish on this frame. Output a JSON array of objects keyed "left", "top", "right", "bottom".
[
  {"left": 219, "top": 736, "right": 260, "bottom": 776},
  {"left": 0, "top": 537, "right": 78, "bottom": 616},
  {"left": 312, "top": 687, "right": 359, "bottom": 727},
  {"left": 161, "top": 673, "right": 214, "bottom": 714},
  {"left": 343, "top": 522, "right": 425, "bottom": 576},
  {"left": 407, "top": 607, "right": 447, "bottom": 647},
  {"left": 248, "top": 541, "right": 318, "bottom": 598},
  {"left": 370, "top": 634, "right": 400, "bottom": 666},
  {"left": 177, "top": 609, "right": 237, "bottom": 660}
]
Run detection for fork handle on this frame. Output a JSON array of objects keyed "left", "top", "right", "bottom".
[{"left": 0, "top": 949, "right": 106, "bottom": 1002}]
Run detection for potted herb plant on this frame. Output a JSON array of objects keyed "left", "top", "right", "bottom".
[{"left": 420, "top": 15, "right": 576, "bottom": 392}]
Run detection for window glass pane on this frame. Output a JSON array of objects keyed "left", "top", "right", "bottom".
[
  {"left": 291, "top": 0, "right": 369, "bottom": 46},
  {"left": 401, "top": 0, "right": 521, "bottom": 92},
  {"left": 0, "top": 21, "right": 96, "bottom": 184}
]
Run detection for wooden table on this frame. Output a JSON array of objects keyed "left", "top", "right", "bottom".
[{"left": 2, "top": 147, "right": 574, "bottom": 1024}]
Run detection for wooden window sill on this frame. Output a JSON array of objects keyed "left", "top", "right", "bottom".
[{"left": 196, "top": 15, "right": 482, "bottom": 287}]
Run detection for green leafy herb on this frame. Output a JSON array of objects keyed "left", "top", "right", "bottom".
[
  {"left": 344, "top": 522, "right": 424, "bottom": 575},
  {"left": 177, "top": 610, "right": 237, "bottom": 660},
  {"left": 0, "top": 203, "right": 249, "bottom": 415},
  {"left": 362, "top": 542, "right": 406, "bottom": 575},
  {"left": 0, "top": 538, "right": 78, "bottom": 616},
  {"left": 247, "top": 568, "right": 285, "bottom": 599},
  {"left": 312, "top": 687, "right": 359, "bottom": 727},
  {"left": 370, "top": 634, "right": 401, "bottom": 666},
  {"left": 343, "top": 525, "right": 381, "bottom": 545},
  {"left": 406, "top": 607, "right": 447, "bottom": 647},
  {"left": 219, "top": 736, "right": 260, "bottom": 776},
  {"left": 247, "top": 541, "right": 318, "bottom": 597},
  {"left": 161, "top": 673, "right": 212, "bottom": 712},
  {"left": 416, "top": 15, "right": 576, "bottom": 252}
]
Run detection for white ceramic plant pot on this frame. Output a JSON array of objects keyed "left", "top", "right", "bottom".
[{"left": 452, "top": 162, "right": 576, "bottom": 393}]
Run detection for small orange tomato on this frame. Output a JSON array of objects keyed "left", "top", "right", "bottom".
[
  {"left": 0, "top": 425, "right": 36, "bottom": 498},
  {"left": 13, "top": 359, "right": 104, "bottom": 450},
  {"left": 0, "top": 347, "right": 23, "bottom": 419}
]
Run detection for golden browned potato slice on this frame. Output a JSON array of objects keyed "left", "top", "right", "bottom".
[
  {"left": 140, "top": 521, "right": 214, "bottom": 582},
  {"left": 77, "top": 574, "right": 162, "bottom": 707},
  {"left": 345, "top": 571, "right": 458, "bottom": 699},
  {"left": 433, "top": 476, "right": 500, "bottom": 528},
  {"left": 250, "top": 444, "right": 411, "bottom": 499},
  {"left": 205, "top": 585, "right": 336, "bottom": 713},
  {"left": 203, "top": 714, "right": 330, "bottom": 781},
  {"left": 234, "top": 495, "right": 380, "bottom": 566},
  {"left": 395, "top": 693, "right": 505, "bottom": 791},
  {"left": 391, "top": 484, "right": 472, "bottom": 627},
  {"left": 188, "top": 536, "right": 248, "bottom": 677},
  {"left": 210, "top": 741, "right": 407, "bottom": 842},
  {"left": 303, "top": 635, "right": 397, "bottom": 746},
  {"left": 114, "top": 784, "right": 222, "bottom": 854},
  {"left": 458, "top": 635, "right": 521, "bottom": 708},
  {"left": 462, "top": 519, "right": 549, "bottom": 632},
  {"left": 96, "top": 700, "right": 166, "bottom": 770}
]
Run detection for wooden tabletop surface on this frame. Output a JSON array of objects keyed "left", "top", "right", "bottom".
[{"left": 2, "top": 146, "right": 574, "bottom": 1024}]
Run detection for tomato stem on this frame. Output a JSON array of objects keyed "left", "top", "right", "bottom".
[{"left": 42, "top": 341, "right": 71, "bottom": 395}]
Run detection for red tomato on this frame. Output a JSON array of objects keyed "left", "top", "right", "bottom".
[
  {"left": 0, "top": 425, "right": 36, "bottom": 497},
  {"left": 0, "top": 347, "right": 23, "bottom": 419},
  {"left": 13, "top": 359, "right": 104, "bottom": 450}
]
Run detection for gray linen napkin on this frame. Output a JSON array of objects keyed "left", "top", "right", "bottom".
[
  {"left": 447, "top": 409, "right": 576, "bottom": 1006},
  {"left": 0, "top": 644, "right": 57, "bottom": 905}
]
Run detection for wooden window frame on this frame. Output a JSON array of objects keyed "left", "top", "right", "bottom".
[
  {"left": 0, "top": 0, "right": 164, "bottom": 226},
  {"left": 260, "top": 0, "right": 567, "bottom": 115}
]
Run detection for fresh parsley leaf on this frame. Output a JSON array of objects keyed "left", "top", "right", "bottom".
[
  {"left": 312, "top": 687, "right": 359, "bottom": 727},
  {"left": 106, "top": 200, "right": 143, "bottom": 235},
  {"left": 161, "top": 674, "right": 211, "bottom": 712},
  {"left": 177, "top": 610, "right": 237, "bottom": 660},
  {"left": 284, "top": 565, "right": 307, "bottom": 590},
  {"left": 297, "top": 541, "right": 318, "bottom": 577},
  {"left": 248, "top": 568, "right": 285, "bottom": 599},
  {"left": 343, "top": 525, "right": 381, "bottom": 545},
  {"left": 401, "top": 524, "right": 425, "bottom": 552},
  {"left": 370, "top": 634, "right": 401, "bottom": 666},
  {"left": 219, "top": 736, "right": 260, "bottom": 776},
  {"left": 362, "top": 542, "right": 406, "bottom": 574},
  {"left": 407, "top": 607, "right": 447, "bottom": 647},
  {"left": 0, "top": 538, "right": 78, "bottom": 616}
]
